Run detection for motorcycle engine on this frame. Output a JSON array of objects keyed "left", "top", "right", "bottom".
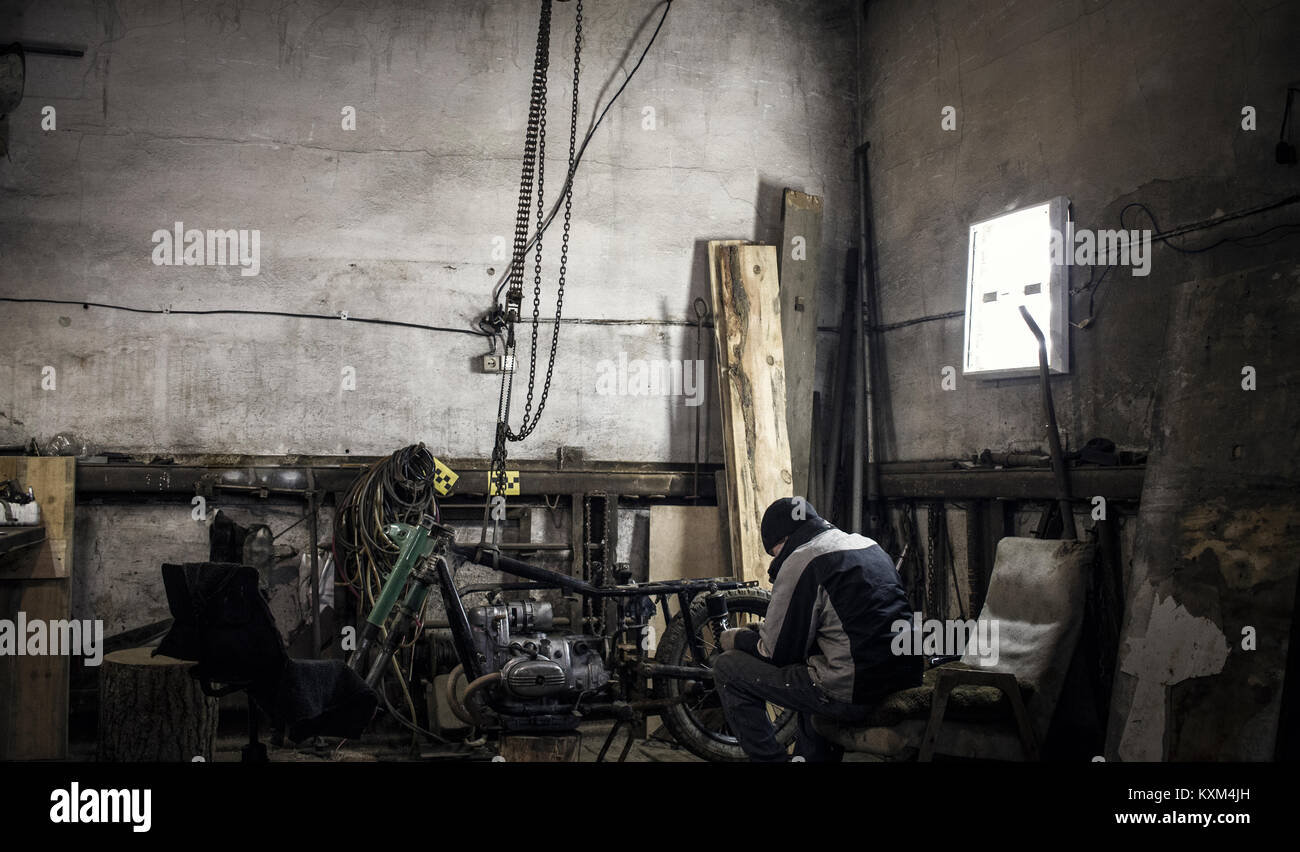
[{"left": 467, "top": 601, "right": 609, "bottom": 700}]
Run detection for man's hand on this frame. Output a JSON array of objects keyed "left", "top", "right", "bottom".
[{"left": 720, "top": 628, "right": 747, "bottom": 652}]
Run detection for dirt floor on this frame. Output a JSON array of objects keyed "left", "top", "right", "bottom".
[
  {"left": 208, "top": 719, "right": 708, "bottom": 762},
  {"left": 70, "top": 705, "right": 880, "bottom": 762}
]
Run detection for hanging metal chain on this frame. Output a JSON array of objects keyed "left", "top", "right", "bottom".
[
  {"left": 965, "top": 502, "right": 982, "bottom": 617},
  {"left": 582, "top": 492, "right": 607, "bottom": 636},
  {"left": 900, "top": 502, "right": 922, "bottom": 612},
  {"left": 485, "top": 0, "right": 583, "bottom": 539},
  {"left": 509, "top": 0, "right": 581, "bottom": 443},
  {"left": 925, "top": 502, "right": 939, "bottom": 618},
  {"left": 504, "top": 0, "right": 554, "bottom": 319},
  {"left": 489, "top": 0, "right": 553, "bottom": 513}
]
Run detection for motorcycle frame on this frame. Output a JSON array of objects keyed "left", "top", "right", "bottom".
[{"left": 446, "top": 542, "right": 755, "bottom": 717}]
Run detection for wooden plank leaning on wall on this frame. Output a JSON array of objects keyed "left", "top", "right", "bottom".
[
  {"left": 706, "top": 239, "right": 748, "bottom": 580},
  {"left": 777, "top": 189, "right": 823, "bottom": 503},
  {"left": 710, "top": 244, "right": 794, "bottom": 586}
]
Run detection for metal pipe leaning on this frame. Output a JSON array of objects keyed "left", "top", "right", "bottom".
[{"left": 1017, "top": 306, "right": 1076, "bottom": 539}]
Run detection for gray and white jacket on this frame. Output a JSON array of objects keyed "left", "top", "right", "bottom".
[{"left": 735, "top": 521, "right": 921, "bottom": 704}]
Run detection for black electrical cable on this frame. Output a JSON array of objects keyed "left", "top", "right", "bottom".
[
  {"left": 379, "top": 677, "right": 450, "bottom": 744},
  {"left": 1120, "top": 199, "right": 1300, "bottom": 254},
  {"left": 1159, "top": 221, "right": 1300, "bottom": 253},
  {"left": 1068, "top": 194, "right": 1300, "bottom": 324},
  {"left": 489, "top": 0, "right": 674, "bottom": 307},
  {"left": 872, "top": 310, "right": 964, "bottom": 332},
  {"left": 0, "top": 296, "right": 489, "bottom": 338},
  {"left": 1067, "top": 260, "right": 1117, "bottom": 323},
  {"left": 1280, "top": 87, "right": 1299, "bottom": 142},
  {"left": 334, "top": 444, "right": 442, "bottom": 595}
]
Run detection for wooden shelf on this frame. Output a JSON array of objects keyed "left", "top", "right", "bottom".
[
  {"left": 0, "top": 525, "right": 45, "bottom": 559},
  {"left": 0, "top": 457, "right": 75, "bottom": 760}
]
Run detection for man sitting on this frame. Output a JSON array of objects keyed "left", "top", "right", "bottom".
[{"left": 713, "top": 497, "right": 921, "bottom": 761}]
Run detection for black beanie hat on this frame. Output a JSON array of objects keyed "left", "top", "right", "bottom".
[{"left": 760, "top": 497, "right": 821, "bottom": 555}]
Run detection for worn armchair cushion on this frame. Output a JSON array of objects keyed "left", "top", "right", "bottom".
[{"left": 857, "top": 662, "right": 1035, "bottom": 727}]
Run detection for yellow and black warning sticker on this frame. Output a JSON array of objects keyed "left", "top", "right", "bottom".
[
  {"left": 431, "top": 457, "right": 459, "bottom": 496},
  {"left": 488, "top": 470, "right": 520, "bottom": 496}
]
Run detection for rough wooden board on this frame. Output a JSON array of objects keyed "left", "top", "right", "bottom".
[
  {"left": 645, "top": 504, "right": 727, "bottom": 738},
  {"left": 778, "top": 189, "right": 823, "bottom": 500},
  {"left": 705, "top": 239, "right": 750, "bottom": 579},
  {"left": 648, "top": 506, "right": 727, "bottom": 581},
  {"left": 0, "top": 580, "right": 70, "bottom": 759},
  {"left": 714, "top": 244, "right": 793, "bottom": 586},
  {"left": 809, "top": 390, "right": 824, "bottom": 514}
]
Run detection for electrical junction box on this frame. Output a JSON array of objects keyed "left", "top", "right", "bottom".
[{"left": 481, "top": 354, "right": 516, "bottom": 374}]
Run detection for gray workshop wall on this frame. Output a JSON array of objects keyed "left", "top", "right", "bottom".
[
  {"left": 1106, "top": 258, "right": 1300, "bottom": 761},
  {"left": 73, "top": 500, "right": 335, "bottom": 638},
  {"left": 0, "top": 0, "right": 858, "bottom": 634},
  {"left": 0, "top": 0, "right": 858, "bottom": 463},
  {"left": 856, "top": 0, "right": 1299, "bottom": 460},
  {"left": 856, "top": 0, "right": 1300, "bottom": 759}
]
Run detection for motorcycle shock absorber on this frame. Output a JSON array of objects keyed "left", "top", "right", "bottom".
[
  {"left": 360, "top": 554, "right": 446, "bottom": 690},
  {"left": 348, "top": 514, "right": 454, "bottom": 688},
  {"left": 705, "top": 592, "right": 730, "bottom": 649}
]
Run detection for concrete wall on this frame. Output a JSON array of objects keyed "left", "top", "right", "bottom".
[
  {"left": 73, "top": 499, "right": 334, "bottom": 638},
  {"left": 856, "top": 0, "right": 1300, "bottom": 461},
  {"left": 856, "top": 0, "right": 1300, "bottom": 759},
  {"left": 1107, "top": 258, "right": 1300, "bottom": 761},
  {"left": 6, "top": 0, "right": 1297, "bottom": 761},
  {"left": 0, "top": 0, "right": 858, "bottom": 463},
  {"left": 0, "top": 0, "right": 857, "bottom": 634}
]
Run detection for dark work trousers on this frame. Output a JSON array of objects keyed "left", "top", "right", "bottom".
[{"left": 712, "top": 650, "right": 872, "bottom": 762}]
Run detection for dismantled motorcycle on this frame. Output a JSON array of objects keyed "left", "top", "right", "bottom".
[{"left": 345, "top": 512, "right": 796, "bottom": 762}]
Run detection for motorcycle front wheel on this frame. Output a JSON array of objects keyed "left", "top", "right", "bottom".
[{"left": 652, "top": 587, "right": 798, "bottom": 761}]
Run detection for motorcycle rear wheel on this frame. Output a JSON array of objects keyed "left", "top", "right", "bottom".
[{"left": 652, "top": 588, "right": 798, "bottom": 761}]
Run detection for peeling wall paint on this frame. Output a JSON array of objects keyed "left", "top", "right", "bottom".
[
  {"left": 1116, "top": 591, "right": 1230, "bottom": 761},
  {"left": 1106, "top": 261, "right": 1300, "bottom": 760}
]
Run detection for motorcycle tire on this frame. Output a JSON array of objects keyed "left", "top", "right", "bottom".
[{"left": 652, "top": 587, "right": 798, "bottom": 761}]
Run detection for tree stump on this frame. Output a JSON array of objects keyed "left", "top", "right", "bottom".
[{"left": 98, "top": 647, "right": 219, "bottom": 762}]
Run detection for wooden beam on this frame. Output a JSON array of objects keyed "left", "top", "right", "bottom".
[
  {"left": 706, "top": 239, "right": 750, "bottom": 579},
  {"left": 778, "top": 189, "right": 823, "bottom": 501}
]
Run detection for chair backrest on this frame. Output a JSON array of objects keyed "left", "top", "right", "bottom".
[
  {"left": 959, "top": 537, "right": 1095, "bottom": 732},
  {"left": 156, "top": 562, "right": 378, "bottom": 741},
  {"left": 156, "top": 562, "right": 287, "bottom": 690}
]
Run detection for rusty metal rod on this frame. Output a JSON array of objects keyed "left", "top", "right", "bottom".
[{"left": 1018, "top": 306, "right": 1075, "bottom": 539}]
